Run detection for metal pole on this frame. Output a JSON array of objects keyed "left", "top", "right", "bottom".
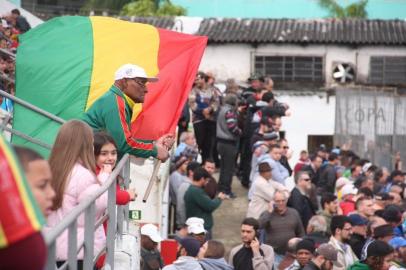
[
  {"left": 106, "top": 176, "right": 117, "bottom": 270},
  {"left": 0, "top": 89, "right": 66, "bottom": 124},
  {"left": 142, "top": 160, "right": 161, "bottom": 203},
  {"left": 0, "top": 48, "right": 15, "bottom": 59},
  {"left": 83, "top": 203, "right": 96, "bottom": 270},
  {"left": 123, "top": 159, "right": 130, "bottom": 232},
  {"left": 0, "top": 125, "right": 52, "bottom": 149}
]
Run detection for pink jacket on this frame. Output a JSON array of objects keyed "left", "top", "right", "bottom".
[{"left": 46, "top": 163, "right": 109, "bottom": 261}]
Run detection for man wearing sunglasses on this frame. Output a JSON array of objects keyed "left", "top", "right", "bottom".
[
  {"left": 287, "top": 171, "right": 316, "bottom": 228},
  {"left": 83, "top": 63, "right": 173, "bottom": 160}
]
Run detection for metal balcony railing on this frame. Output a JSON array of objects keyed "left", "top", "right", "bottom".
[{"left": 45, "top": 154, "right": 130, "bottom": 270}]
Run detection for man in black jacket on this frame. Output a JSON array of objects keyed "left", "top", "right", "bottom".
[
  {"left": 288, "top": 171, "right": 316, "bottom": 229},
  {"left": 301, "top": 155, "right": 323, "bottom": 186},
  {"left": 318, "top": 153, "right": 339, "bottom": 193},
  {"left": 347, "top": 214, "right": 368, "bottom": 258},
  {"left": 279, "top": 138, "right": 292, "bottom": 176}
]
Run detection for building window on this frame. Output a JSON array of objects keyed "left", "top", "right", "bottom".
[
  {"left": 308, "top": 135, "right": 333, "bottom": 154},
  {"left": 254, "top": 55, "right": 324, "bottom": 83},
  {"left": 369, "top": 56, "right": 406, "bottom": 85}
]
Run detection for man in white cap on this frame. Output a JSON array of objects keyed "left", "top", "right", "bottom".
[
  {"left": 140, "top": 223, "right": 164, "bottom": 270},
  {"left": 185, "top": 217, "right": 206, "bottom": 245},
  {"left": 83, "top": 63, "right": 173, "bottom": 160}
]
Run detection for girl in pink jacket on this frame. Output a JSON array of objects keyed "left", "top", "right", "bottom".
[{"left": 46, "top": 120, "right": 110, "bottom": 268}]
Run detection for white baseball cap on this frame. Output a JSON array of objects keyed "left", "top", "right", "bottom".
[
  {"left": 188, "top": 223, "right": 206, "bottom": 235},
  {"left": 341, "top": 184, "right": 358, "bottom": 197},
  {"left": 336, "top": 177, "right": 350, "bottom": 189},
  {"left": 140, "top": 224, "right": 163, "bottom": 243},
  {"left": 186, "top": 217, "right": 206, "bottom": 234},
  {"left": 114, "top": 64, "right": 158, "bottom": 82}
]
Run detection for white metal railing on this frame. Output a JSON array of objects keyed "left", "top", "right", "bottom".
[{"left": 45, "top": 154, "right": 130, "bottom": 270}]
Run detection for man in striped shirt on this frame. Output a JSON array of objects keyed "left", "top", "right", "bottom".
[
  {"left": 216, "top": 94, "right": 242, "bottom": 198},
  {"left": 83, "top": 64, "right": 173, "bottom": 160}
]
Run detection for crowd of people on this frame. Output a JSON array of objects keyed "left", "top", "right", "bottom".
[
  {"left": 0, "top": 9, "right": 31, "bottom": 114},
  {"left": 164, "top": 70, "right": 406, "bottom": 270},
  {"left": 1, "top": 10, "right": 406, "bottom": 270}
]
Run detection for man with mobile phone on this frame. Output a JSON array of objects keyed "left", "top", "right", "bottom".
[{"left": 229, "top": 218, "right": 274, "bottom": 270}]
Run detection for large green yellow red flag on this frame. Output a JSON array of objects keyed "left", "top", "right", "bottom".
[
  {"left": 0, "top": 134, "right": 44, "bottom": 248},
  {"left": 12, "top": 16, "right": 207, "bottom": 156}
]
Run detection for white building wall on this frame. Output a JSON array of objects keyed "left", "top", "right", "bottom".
[
  {"left": 199, "top": 44, "right": 253, "bottom": 80},
  {"left": 277, "top": 93, "right": 335, "bottom": 165},
  {"left": 200, "top": 44, "right": 406, "bottom": 85}
]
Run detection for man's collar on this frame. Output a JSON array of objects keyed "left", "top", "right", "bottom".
[
  {"left": 321, "top": 209, "right": 333, "bottom": 217},
  {"left": 123, "top": 93, "right": 135, "bottom": 108},
  {"left": 296, "top": 186, "right": 307, "bottom": 195},
  {"left": 111, "top": 84, "right": 136, "bottom": 108}
]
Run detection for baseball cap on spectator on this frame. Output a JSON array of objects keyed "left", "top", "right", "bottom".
[
  {"left": 252, "top": 141, "right": 269, "bottom": 152},
  {"left": 375, "top": 192, "right": 394, "bottom": 201},
  {"left": 365, "top": 240, "right": 394, "bottom": 258},
  {"left": 341, "top": 184, "right": 358, "bottom": 197},
  {"left": 258, "top": 162, "right": 272, "bottom": 173},
  {"left": 179, "top": 237, "right": 201, "bottom": 257},
  {"left": 263, "top": 131, "right": 278, "bottom": 141},
  {"left": 248, "top": 73, "right": 264, "bottom": 82},
  {"left": 362, "top": 162, "right": 378, "bottom": 174},
  {"left": 389, "top": 237, "right": 406, "bottom": 250},
  {"left": 296, "top": 239, "right": 315, "bottom": 253},
  {"left": 336, "top": 177, "right": 350, "bottom": 189},
  {"left": 348, "top": 214, "right": 368, "bottom": 226},
  {"left": 186, "top": 217, "right": 206, "bottom": 234},
  {"left": 141, "top": 224, "right": 163, "bottom": 243},
  {"left": 382, "top": 205, "right": 402, "bottom": 224},
  {"left": 374, "top": 224, "right": 394, "bottom": 239},
  {"left": 114, "top": 64, "right": 158, "bottom": 82},
  {"left": 316, "top": 244, "right": 342, "bottom": 266}
]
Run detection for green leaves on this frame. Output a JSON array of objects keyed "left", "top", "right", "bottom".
[
  {"left": 318, "top": 0, "right": 368, "bottom": 18},
  {"left": 121, "top": 0, "right": 187, "bottom": 16}
]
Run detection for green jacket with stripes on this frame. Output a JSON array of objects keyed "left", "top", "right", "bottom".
[{"left": 82, "top": 85, "right": 157, "bottom": 159}]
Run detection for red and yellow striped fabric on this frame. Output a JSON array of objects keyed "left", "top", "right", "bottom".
[{"left": 0, "top": 135, "right": 44, "bottom": 248}]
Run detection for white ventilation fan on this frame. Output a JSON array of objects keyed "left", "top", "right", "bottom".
[{"left": 332, "top": 63, "right": 355, "bottom": 83}]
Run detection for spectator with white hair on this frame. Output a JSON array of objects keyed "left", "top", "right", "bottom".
[
  {"left": 259, "top": 191, "right": 305, "bottom": 268},
  {"left": 304, "top": 215, "right": 329, "bottom": 247},
  {"left": 174, "top": 131, "right": 198, "bottom": 160}
]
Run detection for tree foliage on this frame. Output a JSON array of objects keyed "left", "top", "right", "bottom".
[
  {"left": 318, "top": 0, "right": 368, "bottom": 18},
  {"left": 121, "top": 0, "right": 187, "bottom": 16},
  {"left": 83, "top": 0, "right": 132, "bottom": 12}
]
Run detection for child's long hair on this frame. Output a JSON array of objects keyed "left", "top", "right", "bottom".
[
  {"left": 49, "top": 120, "right": 96, "bottom": 210},
  {"left": 93, "top": 131, "right": 117, "bottom": 158}
]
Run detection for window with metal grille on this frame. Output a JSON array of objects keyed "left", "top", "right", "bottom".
[
  {"left": 370, "top": 56, "right": 406, "bottom": 85},
  {"left": 254, "top": 55, "right": 324, "bottom": 82}
]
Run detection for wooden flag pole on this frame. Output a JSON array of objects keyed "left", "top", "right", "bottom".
[{"left": 142, "top": 160, "right": 162, "bottom": 203}]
